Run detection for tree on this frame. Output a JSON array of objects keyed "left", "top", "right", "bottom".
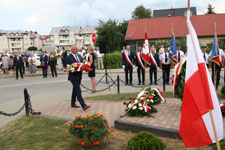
[
  {"left": 28, "top": 46, "right": 38, "bottom": 51},
  {"left": 132, "top": 5, "right": 152, "bottom": 19},
  {"left": 205, "top": 3, "right": 216, "bottom": 14},
  {"left": 95, "top": 19, "right": 124, "bottom": 52},
  {"left": 118, "top": 20, "right": 129, "bottom": 47}
]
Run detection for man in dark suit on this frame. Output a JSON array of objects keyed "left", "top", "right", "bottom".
[
  {"left": 122, "top": 45, "right": 135, "bottom": 85},
  {"left": 40, "top": 51, "right": 48, "bottom": 78},
  {"left": 13, "top": 52, "right": 24, "bottom": 79},
  {"left": 66, "top": 45, "right": 90, "bottom": 111},
  {"left": 61, "top": 47, "right": 68, "bottom": 70},
  {"left": 135, "top": 46, "right": 145, "bottom": 85},
  {"left": 149, "top": 49, "right": 160, "bottom": 85}
]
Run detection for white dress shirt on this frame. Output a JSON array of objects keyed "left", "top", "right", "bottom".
[
  {"left": 159, "top": 52, "right": 170, "bottom": 64},
  {"left": 177, "top": 50, "right": 185, "bottom": 62}
]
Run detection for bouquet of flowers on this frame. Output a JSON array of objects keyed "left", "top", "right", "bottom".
[
  {"left": 66, "top": 62, "right": 91, "bottom": 72},
  {"left": 66, "top": 114, "right": 113, "bottom": 147},
  {"left": 56, "top": 54, "right": 61, "bottom": 59},
  {"left": 123, "top": 87, "right": 166, "bottom": 117}
]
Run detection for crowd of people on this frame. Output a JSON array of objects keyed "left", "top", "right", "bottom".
[
  {"left": 122, "top": 44, "right": 225, "bottom": 86},
  {"left": 0, "top": 46, "right": 105, "bottom": 80}
]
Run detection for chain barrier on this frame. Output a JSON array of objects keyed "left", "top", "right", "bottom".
[
  {"left": 0, "top": 89, "right": 41, "bottom": 117},
  {"left": 0, "top": 104, "right": 25, "bottom": 117},
  {"left": 80, "top": 80, "right": 117, "bottom": 93},
  {"left": 119, "top": 78, "right": 150, "bottom": 88}
]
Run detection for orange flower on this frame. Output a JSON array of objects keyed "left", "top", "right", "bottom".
[
  {"left": 80, "top": 125, "right": 84, "bottom": 128},
  {"left": 88, "top": 122, "right": 91, "bottom": 124},
  {"left": 81, "top": 142, "right": 85, "bottom": 146},
  {"left": 93, "top": 142, "right": 96, "bottom": 145},
  {"left": 106, "top": 136, "right": 110, "bottom": 139},
  {"left": 90, "top": 138, "right": 94, "bottom": 142},
  {"left": 67, "top": 124, "right": 71, "bottom": 127},
  {"left": 75, "top": 115, "right": 81, "bottom": 118},
  {"left": 96, "top": 141, "right": 100, "bottom": 145},
  {"left": 110, "top": 128, "right": 114, "bottom": 132},
  {"left": 65, "top": 129, "right": 69, "bottom": 133},
  {"left": 92, "top": 127, "right": 95, "bottom": 130},
  {"left": 96, "top": 114, "right": 100, "bottom": 117},
  {"left": 100, "top": 114, "right": 103, "bottom": 117},
  {"left": 82, "top": 118, "right": 85, "bottom": 121}
]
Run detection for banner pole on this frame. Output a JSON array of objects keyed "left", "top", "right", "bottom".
[{"left": 209, "top": 109, "right": 221, "bottom": 150}]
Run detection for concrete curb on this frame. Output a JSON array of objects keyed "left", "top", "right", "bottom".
[{"left": 114, "top": 117, "right": 181, "bottom": 139}]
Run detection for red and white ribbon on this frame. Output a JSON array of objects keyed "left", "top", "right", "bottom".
[
  {"left": 124, "top": 50, "right": 133, "bottom": 68},
  {"left": 136, "top": 52, "right": 145, "bottom": 70},
  {"left": 152, "top": 88, "right": 166, "bottom": 103},
  {"left": 149, "top": 53, "right": 158, "bottom": 69}
]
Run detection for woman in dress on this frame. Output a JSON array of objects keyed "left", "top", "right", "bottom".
[
  {"left": 1, "top": 52, "right": 9, "bottom": 75},
  {"left": 87, "top": 46, "right": 96, "bottom": 93},
  {"left": 28, "top": 53, "right": 36, "bottom": 77},
  {"left": 56, "top": 49, "right": 62, "bottom": 71}
]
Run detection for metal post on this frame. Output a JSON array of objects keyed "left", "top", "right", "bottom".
[
  {"left": 163, "top": 71, "right": 166, "bottom": 92},
  {"left": 24, "top": 89, "right": 29, "bottom": 116},
  {"left": 117, "top": 75, "right": 120, "bottom": 94}
]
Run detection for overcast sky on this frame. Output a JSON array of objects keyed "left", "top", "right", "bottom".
[{"left": 0, "top": 0, "right": 224, "bottom": 35}]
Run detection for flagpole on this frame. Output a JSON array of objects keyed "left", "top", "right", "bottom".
[{"left": 187, "top": 2, "right": 220, "bottom": 148}]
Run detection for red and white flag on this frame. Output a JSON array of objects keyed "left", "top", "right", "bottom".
[
  {"left": 179, "top": 20, "right": 223, "bottom": 147},
  {"left": 142, "top": 32, "right": 151, "bottom": 65}
]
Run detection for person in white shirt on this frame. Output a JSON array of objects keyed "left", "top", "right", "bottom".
[
  {"left": 201, "top": 46, "right": 209, "bottom": 67},
  {"left": 176, "top": 45, "right": 185, "bottom": 63},
  {"left": 96, "top": 48, "right": 104, "bottom": 69},
  {"left": 159, "top": 46, "right": 170, "bottom": 85}
]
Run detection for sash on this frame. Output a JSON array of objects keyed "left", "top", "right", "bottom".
[
  {"left": 124, "top": 51, "right": 133, "bottom": 68},
  {"left": 149, "top": 53, "right": 158, "bottom": 69},
  {"left": 136, "top": 52, "right": 145, "bottom": 71}
]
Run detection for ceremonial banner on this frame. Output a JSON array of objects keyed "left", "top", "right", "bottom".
[
  {"left": 142, "top": 32, "right": 151, "bottom": 65},
  {"left": 169, "top": 33, "right": 178, "bottom": 64},
  {"left": 210, "top": 32, "right": 220, "bottom": 65},
  {"left": 179, "top": 20, "right": 223, "bottom": 147}
]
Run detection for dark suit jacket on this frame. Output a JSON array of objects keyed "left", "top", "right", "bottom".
[
  {"left": 13, "top": 56, "right": 24, "bottom": 68},
  {"left": 66, "top": 53, "right": 83, "bottom": 82},
  {"left": 135, "top": 52, "right": 145, "bottom": 69},
  {"left": 122, "top": 50, "right": 135, "bottom": 68},
  {"left": 40, "top": 55, "right": 48, "bottom": 65},
  {"left": 150, "top": 53, "right": 160, "bottom": 69},
  {"left": 62, "top": 51, "right": 68, "bottom": 60}
]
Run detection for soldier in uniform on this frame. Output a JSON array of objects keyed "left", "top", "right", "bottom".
[{"left": 159, "top": 46, "right": 170, "bottom": 85}]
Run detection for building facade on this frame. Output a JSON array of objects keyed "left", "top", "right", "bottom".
[
  {"left": 0, "top": 30, "right": 45, "bottom": 53},
  {"left": 49, "top": 25, "right": 96, "bottom": 50}
]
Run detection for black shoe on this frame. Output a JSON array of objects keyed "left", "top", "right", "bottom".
[
  {"left": 130, "top": 83, "right": 133, "bottom": 85},
  {"left": 150, "top": 83, "right": 153, "bottom": 85},
  {"left": 142, "top": 83, "right": 145, "bottom": 85},
  {"left": 138, "top": 83, "right": 141, "bottom": 85},
  {"left": 154, "top": 82, "right": 158, "bottom": 85},
  {"left": 125, "top": 83, "right": 128, "bottom": 85},
  {"left": 167, "top": 82, "right": 170, "bottom": 85}
]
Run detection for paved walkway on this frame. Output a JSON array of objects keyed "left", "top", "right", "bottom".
[{"left": 38, "top": 98, "right": 225, "bottom": 135}]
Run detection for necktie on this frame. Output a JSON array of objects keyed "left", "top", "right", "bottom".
[
  {"left": 75, "top": 54, "right": 79, "bottom": 62},
  {"left": 203, "top": 53, "right": 206, "bottom": 61},
  {"left": 178, "top": 51, "right": 180, "bottom": 62},
  {"left": 165, "top": 53, "right": 168, "bottom": 63}
]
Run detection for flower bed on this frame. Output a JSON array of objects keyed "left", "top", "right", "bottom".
[
  {"left": 66, "top": 114, "right": 113, "bottom": 147},
  {"left": 123, "top": 87, "right": 166, "bottom": 117}
]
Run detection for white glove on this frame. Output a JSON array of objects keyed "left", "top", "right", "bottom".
[
  {"left": 133, "top": 65, "right": 136, "bottom": 68},
  {"left": 122, "top": 65, "right": 125, "bottom": 69},
  {"left": 157, "top": 67, "right": 160, "bottom": 70}
]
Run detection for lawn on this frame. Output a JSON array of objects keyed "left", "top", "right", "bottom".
[{"left": 0, "top": 115, "right": 212, "bottom": 150}]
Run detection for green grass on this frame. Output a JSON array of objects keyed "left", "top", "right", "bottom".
[
  {"left": 85, "top": 92, "right": 174, "bottom": 101},
  {"left": 0, "top": 115, "right": 106, "bottom": 150}
]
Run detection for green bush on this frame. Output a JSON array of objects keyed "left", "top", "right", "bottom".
[
  {"left": 221, "top": 85, "right": 225, "bottom": 96},
  {"left": 104, "top": 51, "right": 122, "bottom": 69},
  {"left": 212, "top": 141, "right": 225, "bottom": 150},
  {"left": 127, "top": 131, "right": 166, "bottom": 150}
]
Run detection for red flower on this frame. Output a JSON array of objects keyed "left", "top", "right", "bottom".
[
  {"left": 129, "top": 101, "right": 131, "bottom": 103},
  {"left": 147, "top": 95, "right": 154, "bottom": 99},
  {"left": 92, "top": 127, "right": 95, "bottom": 130},
  {"left": 132, "top": 98, "right": 135, "bottom": 100},
  {"left": 129, "top": 98, "right": 132, "bottom": 100},
  {"left": 123, "top": 101, "right": 127, "bottom": 105}
]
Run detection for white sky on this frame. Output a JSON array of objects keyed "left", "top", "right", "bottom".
[{"left": 0, "top": 0, "right": 224, "bottom": 34}]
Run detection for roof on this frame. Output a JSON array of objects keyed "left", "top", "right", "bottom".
[
  {"left": 49, "top": 26, "right": 81, "bottom": 35},
  {"left": 125, "top": 13, "right": 225, "bottom": 41},
  {"left": 153, "top": 7, "right": 197, "bottom": 18}
]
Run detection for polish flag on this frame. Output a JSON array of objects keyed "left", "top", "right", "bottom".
[
  {"left": 142, "top": 32, "right": 151, "bottom": 65},
  {"left": 179, "top": 20, "right": 223, "bottom": 147}
]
